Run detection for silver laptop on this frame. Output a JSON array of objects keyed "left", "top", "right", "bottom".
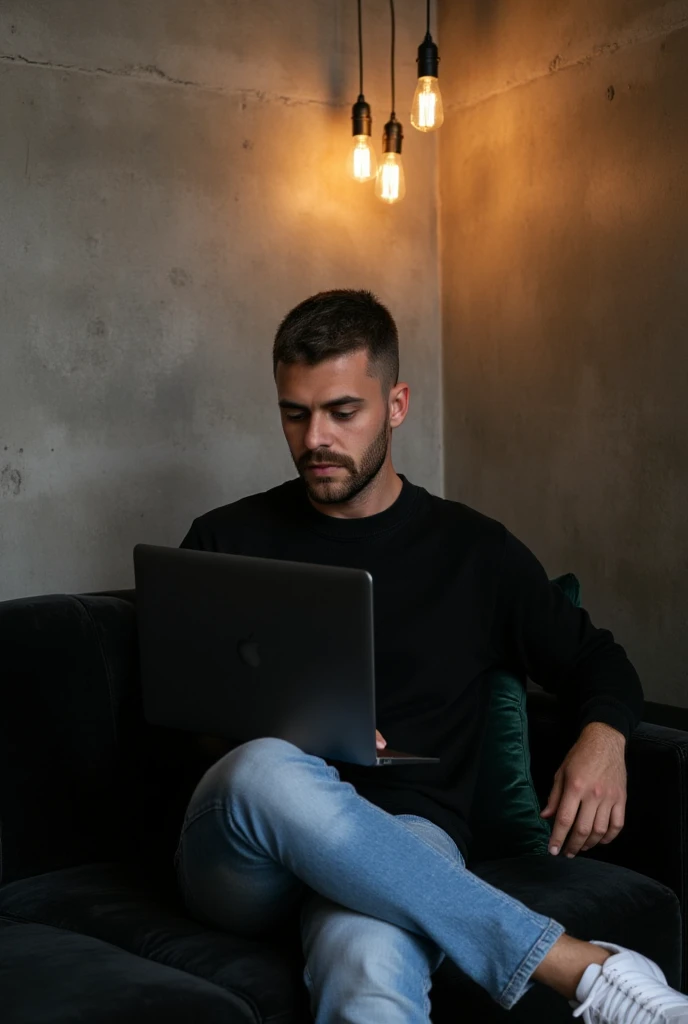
[{"left": 133, "top": 543, "right": 439, "bottom": 767}]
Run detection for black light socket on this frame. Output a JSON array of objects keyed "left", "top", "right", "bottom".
[
  {"left": 417, "top": 32, "right": 439, "bottom": 78},
  {"left": 351, "top": 95, "right": 372, "bottom": 137},
  {"left": 382, "top": 117, "right": 403, "bottom": 155}
]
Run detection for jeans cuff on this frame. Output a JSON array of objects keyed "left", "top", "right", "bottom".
[{"left": 498, "top": 918, "right": 566, "bottom": 1009}]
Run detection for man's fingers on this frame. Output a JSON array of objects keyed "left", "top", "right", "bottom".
[
  {"left": 541, "top": 772, "right": 564, "bottom": 820},
  {"left": 565, "top": 801, "right": 611, "bottom": 857},
  {"left": 548, "top": 792, "right": 582, "bottom": 855},
  {"left": 598, "top": 799, "right": 626, "bottom": 845},
  {"left": 375, "top": 730, "right": 387, "bottom": 749}
]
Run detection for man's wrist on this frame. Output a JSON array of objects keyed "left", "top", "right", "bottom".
[{"left": 579, "top": 720, "right": 627, "bottom": 747}]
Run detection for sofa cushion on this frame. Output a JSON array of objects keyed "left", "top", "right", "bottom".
[
  {"left": 468, "top": 574, "right": 580, "bottom": 861},
  {"left": 0, "top": 862, "right": 309, "bottom": 1024},
  {"left": 0, "top": 853, "right": 680, "bottom": 1024},
  {"left": 0, "top": 917, "right": 256, "bottom": 1024}
]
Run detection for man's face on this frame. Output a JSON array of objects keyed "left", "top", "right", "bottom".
[{"left": 276, "top": 350, "right": 401, "bottom": 506}]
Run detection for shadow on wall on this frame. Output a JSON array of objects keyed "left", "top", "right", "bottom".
[{"left": 468, "top": 0, "right": 500, "bottom": 31}]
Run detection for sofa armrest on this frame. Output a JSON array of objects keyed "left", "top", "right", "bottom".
[{"left": 527, "top": 690, "right": 688, "bottom": 990}]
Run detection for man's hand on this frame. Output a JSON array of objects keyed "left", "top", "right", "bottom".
[
  {"left": 376, "top": 730, "right": 387, "bottom": 749},
  {"left": 540, "top": 721, "right": 627, "bottom": 858}
]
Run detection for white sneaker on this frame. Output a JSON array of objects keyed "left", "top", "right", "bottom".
[{"left": 571, "top": 940, "right": 688, "bottom": 1022}]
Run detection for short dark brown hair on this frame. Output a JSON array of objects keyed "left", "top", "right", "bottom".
[{"left": 272, "top": 289, "right": 399, "bottom": 396}]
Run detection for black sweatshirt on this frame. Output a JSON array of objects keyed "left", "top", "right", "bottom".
[{"left": 180, "top": 473, "right": 644, "bottom": 858}]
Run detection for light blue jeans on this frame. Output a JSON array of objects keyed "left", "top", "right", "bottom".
[{"left": 174, "top": 737, "right": 565, "bottom": 1022}]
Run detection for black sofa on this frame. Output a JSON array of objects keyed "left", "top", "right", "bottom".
[{"left": 1, "top": 590, "right": 686, "bottom": 1023}]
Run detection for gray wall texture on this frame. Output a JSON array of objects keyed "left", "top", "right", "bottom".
[
  {"left": 0, "top": 1, "right": 442, "bottom": 599},
  {"left": 439, "top": 1, "right": 688, "bottom": 705}
]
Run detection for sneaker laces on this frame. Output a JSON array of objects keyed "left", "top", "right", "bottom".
[{"left": 574, "top": 966, "right": 680, "bottom": 1023}]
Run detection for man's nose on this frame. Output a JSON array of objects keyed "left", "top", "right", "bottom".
[{"left": 303, "top": 416, "right": 332, "bottom": 451}]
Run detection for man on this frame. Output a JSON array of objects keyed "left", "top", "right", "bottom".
[{"left": 176, "top": 290, "right": 686, "bottom": 1022}]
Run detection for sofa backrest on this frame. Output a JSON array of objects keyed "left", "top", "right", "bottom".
[
  {"left": 1, "top": 591, "right": 229, "bottom": 885},
  {"left": 0, "top": 594, "right": 142, "bottom": 882}
]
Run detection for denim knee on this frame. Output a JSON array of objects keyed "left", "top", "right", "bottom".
[
  {"left": 225, "top": 736, "right": 302, "bottom": 785},
  {"left": 188, "top": 736, "right": 322, "bottom": 816}
]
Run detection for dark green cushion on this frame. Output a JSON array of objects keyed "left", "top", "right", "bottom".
[{"left": 468, "top": 573, "right": 581, "bottom": 862}]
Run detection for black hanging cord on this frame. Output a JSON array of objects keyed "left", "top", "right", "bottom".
[
  {"left": 357, "top": 0, "right": 364, "bottom": 96},
  {"left": 390, "top": 0, "right": 396, "bottom": 116},
  {"left": 417, "top": 0, "right": 439, "bottom": 80},
  {"left": 382, "top": 0, "right": 402, "bottom": 155},
  {"left": 351, "top": 0, "right": 372, "bottom": 140}
]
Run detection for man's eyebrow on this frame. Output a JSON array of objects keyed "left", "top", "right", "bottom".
[{"left": 278, "top": 396, "right": 366, "bottom": 411}]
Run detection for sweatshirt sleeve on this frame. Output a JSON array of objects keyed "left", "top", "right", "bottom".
[
  {"left": 179, "top": 513, "right": 240, "bottom": 553},
  {"left": 492, "top": 530, "right": 644, "bottom": 742},
  {"left": 179, "top": 518, "right": 209, "bottom": 551}
]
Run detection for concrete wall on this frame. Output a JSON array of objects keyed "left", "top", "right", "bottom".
[
  {"left": 0, "top": 0, "right": 441, "bottom": 600},
  {"left": 439, "top": 1, "right": 688, "bottom": 704}
]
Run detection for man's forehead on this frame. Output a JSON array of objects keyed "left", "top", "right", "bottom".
[
  {"left": 277, "top": 350, "right": 369, "bottom": 376},
  {"left": 276, "top": 354, "right": 376, "bottom": 397}
]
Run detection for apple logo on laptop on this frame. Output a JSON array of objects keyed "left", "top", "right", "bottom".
[{"left": 238, "top": 633, "right": 261, "bottom": 668}]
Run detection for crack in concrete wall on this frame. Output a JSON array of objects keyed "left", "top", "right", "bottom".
[
  {"left": 0, "top": 51, "right": 342, "bottom": 107},
  {"left": 446, "top": 9, "right": 688, "bottom": 112}
]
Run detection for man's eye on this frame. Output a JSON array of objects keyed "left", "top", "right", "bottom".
[{"left": 285, "top": 411, "right": 355, "bottom": 421}]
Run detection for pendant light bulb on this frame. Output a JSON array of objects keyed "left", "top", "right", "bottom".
[
  {"left": 348, "top": 96, "right": 377, "bottom": 183},
  {"left": 375, "top": 117, "right": 406, "bottom": 204},
  {"left": 349, "top": 135, "right": 377, "bottom": 182},
  {"left": 411, "top": 75, "right": 444, "bottom": 131},
  {"left": 411, "top": 32, "right": 444, "bottom": 132},
  {"left": 377, "top": 2, "right": 405, "bottom": 204}
]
